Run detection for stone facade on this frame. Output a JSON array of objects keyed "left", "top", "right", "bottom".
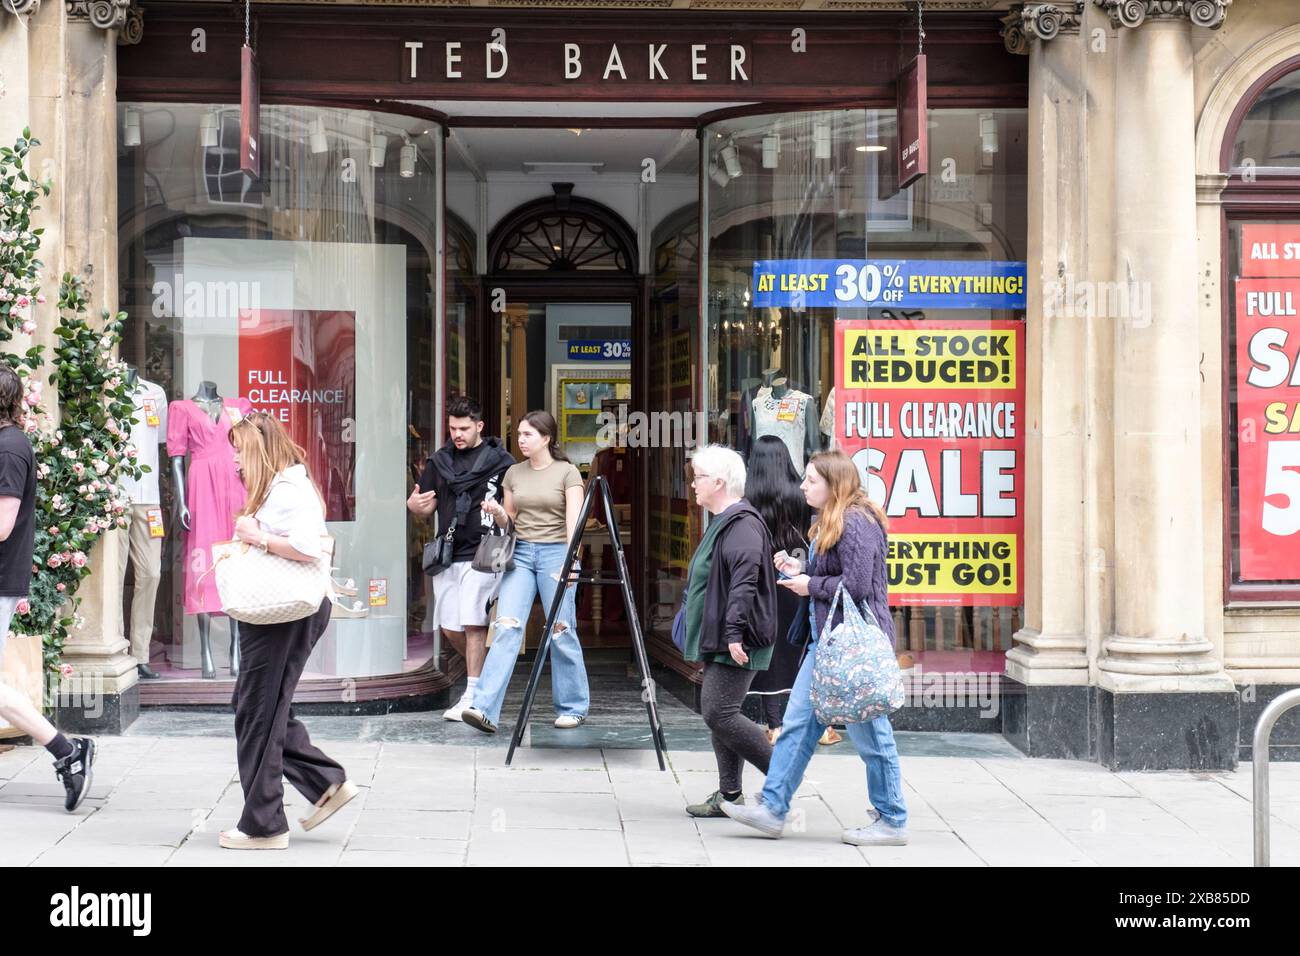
[{"left": 3, "top": 0, "right": 1300, "bottom": 766}]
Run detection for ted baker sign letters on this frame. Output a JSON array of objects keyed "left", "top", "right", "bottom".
[{"left": 402, "top": 39, "right": 750, "bottom": 83}]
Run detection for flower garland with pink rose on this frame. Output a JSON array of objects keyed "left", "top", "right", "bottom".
[{"left": 2, "top": 130, "right": 143, "bottom": 682}]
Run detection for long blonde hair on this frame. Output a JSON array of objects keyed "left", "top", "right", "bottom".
[
  {"left": 807, "top": 450, "right": 887, "bottom": 553},
  {"left": 229, "top": 412, "right": 321, "bottom": 517}
]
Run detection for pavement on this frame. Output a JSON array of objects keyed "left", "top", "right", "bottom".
[{"left": 3, "top": 712, "right": 1300, "bottom": 866}]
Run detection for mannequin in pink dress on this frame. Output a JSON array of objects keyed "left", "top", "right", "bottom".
[{"left": 168, "top": 382, "right": 254, "bottom": 679}]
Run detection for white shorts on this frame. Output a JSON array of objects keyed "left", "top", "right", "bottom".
[
  {"left": 0, "top": 595, "right": 18, "bottom": 667},
  {"left": 431, "top": 561, "right": 498, "bottom": 631}
]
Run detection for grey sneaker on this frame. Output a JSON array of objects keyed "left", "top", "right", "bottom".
[
  {"left": 460, "top": 706, "right": 498, "bottom": 735},
  {"left": 720, "top": 797, "right": 785, "bottom": 838},
  {"left": 842, "top": 816, "right": 909, "bottom": 846},
  {"left": 686, "top": 790, "right": 743, "bottom": 818}
]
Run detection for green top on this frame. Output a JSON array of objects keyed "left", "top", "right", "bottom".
[{"left": 683, "top": 506, "right": 773, "bottom": 671}]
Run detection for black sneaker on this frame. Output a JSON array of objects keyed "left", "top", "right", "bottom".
[
  {"left": 460, "top": 706, "right": 497, "bottom": 735},
  {"left": 53, "top": 737, "right": 95, "bottom": 812}
]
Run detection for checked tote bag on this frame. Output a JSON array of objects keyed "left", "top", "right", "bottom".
[
  {"left": 810, "top": 583, "right": 905, "bottom": 725},
  {"left": 210, "top": 536, "right": 335, "bottom": 625}
]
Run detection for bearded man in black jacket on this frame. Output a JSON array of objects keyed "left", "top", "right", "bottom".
[{"left": 408, "top": 396, "right": 516, "bottom": 721}]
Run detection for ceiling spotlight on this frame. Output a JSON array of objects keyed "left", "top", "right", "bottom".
[
  {"left": 123, "top": 108, "right": 141, "bottom": 148},
  {"left": 400, "top": 140, "right": 417, "bottom": 178},
  {"left": 709, "top": 161, "right": 730, "bottom": 189},
  {"left": 310, "top": 117, "right": 328, "bottom": 154},
  {"left": 762, "top": 134, "right": 780, "bottom": 170},
  {"left": 200, "top": 109, "right": 219, "bottom": 148},
  {"left": 369, "top": 131, "right": 388, "bottom": 168},
  {"left": 720, "top": 140, "right": 741, "bottom": 178},
  {"left": 856, "top": 144, "right": 887, "bottom": 153},
  {"left": 813, "top": 123, "right": 831, "bottom": 160}
]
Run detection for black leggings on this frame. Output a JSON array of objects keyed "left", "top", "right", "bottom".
[{"left": 701, "top": 661, "right": 772, "bottom": 794}]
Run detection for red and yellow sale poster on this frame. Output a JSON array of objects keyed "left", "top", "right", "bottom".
[
  {"left": 834, "top": 318, "right": 1024, "bottom": 605},
  {"left": 238, "top": 309, "right": 357, "bottom": 521},
  {"left": 1236, "top": 225, "right": 1300, "bottom": 580}
]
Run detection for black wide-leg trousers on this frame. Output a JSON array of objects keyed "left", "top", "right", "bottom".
[{"left": 232, "top": 598, "right": 347, "bottom": 837}]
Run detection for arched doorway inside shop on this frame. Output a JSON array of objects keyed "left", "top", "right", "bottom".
[{"left": 484, "top": 185, "right": 645, "bottom": 648}]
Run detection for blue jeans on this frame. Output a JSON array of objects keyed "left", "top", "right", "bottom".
[
  {"left": 471, "top": 540, "right": 590, "bottom": 725},
  {"left": 760, "top": 643, "right": 907, "bottom": 827}
]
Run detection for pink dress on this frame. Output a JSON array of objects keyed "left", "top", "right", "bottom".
[{"left": 167, "top": 397, "right": 253, "bottom": 615}]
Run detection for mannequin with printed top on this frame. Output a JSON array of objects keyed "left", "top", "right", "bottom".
[
  {"left": 750, "top": 367, "right": 820, "bottom": 474},
  {"left": 168, "top": 381, "right": 253, "bottom": 679}
]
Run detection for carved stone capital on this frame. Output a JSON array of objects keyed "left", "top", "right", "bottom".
[
  {"left": 3, "top": 0, "right": 42, "bottom": 17},
  {"left": 65, "top": 0, "right": 144, "bottom": 43},
  {"left": 1091, "top": 0, "right": 1231, "bottom": 30},
  {"left": 1001, "top": 3, "right": 1085, "bottom": 54}
]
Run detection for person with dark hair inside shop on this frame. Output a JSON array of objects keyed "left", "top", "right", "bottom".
[
  {"left": 461, "top": 410, "right": 590, "bottom": 734},
  {"left": 407, "top": 395, "right": 515, "bottom": 722}
]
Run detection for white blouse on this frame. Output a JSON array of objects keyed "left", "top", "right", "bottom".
[{"left": 254, "top": 464, "right": 328, "bottom": 560}]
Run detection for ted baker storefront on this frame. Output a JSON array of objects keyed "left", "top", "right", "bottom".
[{"left": 12, "top": 0, "right": 1299, "bottom": 770}]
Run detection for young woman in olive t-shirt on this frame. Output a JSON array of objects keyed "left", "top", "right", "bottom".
[{"left": 462, "top": 410, "right": 590, "bottom": 733}]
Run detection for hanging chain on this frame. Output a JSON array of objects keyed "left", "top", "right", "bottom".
[
  {"left": 916, "top": 1, "right": 925, "bottom": 57},
  {"left": 245, "top": 0, "right": 250, "bottom": 48}
]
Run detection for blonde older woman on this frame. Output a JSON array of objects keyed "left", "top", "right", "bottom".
[{"left": 680, "top": 444, "right": 779, "bottom": 818}]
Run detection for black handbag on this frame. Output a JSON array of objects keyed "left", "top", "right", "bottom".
[
  {"left": 472, "top": 519, "right": 516, "bottom": 573},
  {"left": 422, "top": 517, "right": 457, "bottom": 577}
]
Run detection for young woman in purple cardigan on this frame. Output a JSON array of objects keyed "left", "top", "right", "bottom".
[{"left": 722, "top": 449, "right": 908, "bottom": 846}]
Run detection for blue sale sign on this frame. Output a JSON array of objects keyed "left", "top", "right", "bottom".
[
  {"left": 568, "top": 339, "right": 632, "bottom": 361},
  {"left": 751, "top": 259, "right": 1027, "bottom": 310}
]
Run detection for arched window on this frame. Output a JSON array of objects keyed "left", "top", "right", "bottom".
[
  {"left": 488, "top": 184, "right": 637, "bottom": 275},
  {"left": 1222, "top": 61, "right": 1300, "bottom": 602},
  {"left": 1229, "top": 64, "right": 1300, "bottom": 178}
]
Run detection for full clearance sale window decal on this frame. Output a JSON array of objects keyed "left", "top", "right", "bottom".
[
  {"left": 238, "top": 309, "right": 357, "bottom": 522},
  {"left": 1236, "top": 225, "right": 1300, "bottom": 581},
  {"left": 833, "top": 319, "right": 1025, "bottom": 606}
]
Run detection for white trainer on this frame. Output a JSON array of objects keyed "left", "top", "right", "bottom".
[
  {"left": 720, "top": 797, "right": 785, "bottom": 838},
  {"left": 842, "top": 816, "right": 909, "bottom": 846},
  {"left": 443, "top": 689, "right": 474, "bottom": 722},
  {"left": 219, "top": 828, "right": 289, "bottom": 850},
  {"left": 554, "top": 715, "right": 586, "bottom": 729}
]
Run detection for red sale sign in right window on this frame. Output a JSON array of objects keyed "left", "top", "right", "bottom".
[{"left": 1236, "top": 268, "right": 1300, "bottom": 581}]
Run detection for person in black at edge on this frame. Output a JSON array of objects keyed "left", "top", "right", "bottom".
[
  {"left": 0, "top": 365, "right": 96, "bottom": 811},
  {"left": 407, "top": 396, "right": 516, "bottom": 721}
]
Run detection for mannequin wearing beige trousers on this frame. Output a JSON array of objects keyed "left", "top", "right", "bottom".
[
  {"left": 120, "top": 369, "right": 167, "bottom": 679},
  {"left": 118, "top": 504, "right": 162, "bottom": 672}
]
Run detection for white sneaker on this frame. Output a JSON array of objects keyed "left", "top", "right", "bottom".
[
  {"left": 842, "top": 816, "right": 909, "bottom": 846},
  {"left": 720, "top": 797, "right": 785, "bottom": 838},
  {"left": 219, "top": 828, "right": 289, "bottom": 850},
  {"left": 443, "top": 689, "right": 474, "bottom": 722},
  {"left": 554, "top": 714, "right": 586, "bottom": 729}
]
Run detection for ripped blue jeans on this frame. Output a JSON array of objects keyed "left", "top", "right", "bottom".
[{"left": 470, "top": 540, "right": 590, "bottom": 725}]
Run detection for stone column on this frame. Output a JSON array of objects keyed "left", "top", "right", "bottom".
[
  {"left": 1000, "top": 3, "right": 1092, "bottom": 758},
  {"left": 29, "top": 1, "right": 144, "bottom": 733},
  {"left": 507, "top": 305, "right": 529, "bottom": 457},
  {"left": 1095, "top": 0, "right": 1238, "bottom": 770}
]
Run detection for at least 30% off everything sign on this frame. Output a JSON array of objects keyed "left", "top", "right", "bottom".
[{"left": 751, "top": 259, "right": 1027, "bottom": 310}]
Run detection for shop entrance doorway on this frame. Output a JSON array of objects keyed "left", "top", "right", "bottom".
[{"left": 447, "top": 123, "right": 701, "bottom": 648}]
